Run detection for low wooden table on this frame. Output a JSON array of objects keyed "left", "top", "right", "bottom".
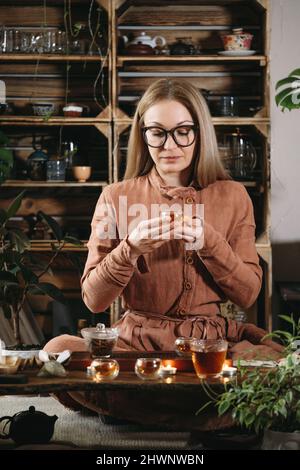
[{"left": 0, "top": 352, "right": 235, "bottom": 432}]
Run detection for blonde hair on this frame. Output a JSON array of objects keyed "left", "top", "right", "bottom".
[{"left": 124, "top": 79, "right": 230, "bottom": 187}]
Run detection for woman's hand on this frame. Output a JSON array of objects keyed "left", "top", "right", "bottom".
[
  {"left": 260, "top": 338, "right": 285, "bottom": 354},
  {"left": 127, "top": 215, "right": 174, "bottom": 260},
  {"left": 127, "top": 213, "right": 204, "bottom": 262},
  {"left": 173, "top": 215, "right": 204, "bottom": 250}
]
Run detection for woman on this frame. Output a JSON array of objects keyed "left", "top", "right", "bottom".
[{"left": 45, "top": 78, "right": 280, "bottom": 357}]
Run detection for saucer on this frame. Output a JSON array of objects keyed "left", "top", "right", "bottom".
[{"left": 218, "top": 50, "right": 256, "bottom": 56}]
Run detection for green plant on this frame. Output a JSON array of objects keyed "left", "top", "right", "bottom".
[
  {"left": 0, "top": 130, "right": 13, "bottom": 184},
  {"left": 198, "top": 316, "right": 300, "bottom": 434},
  {"left": 0, "top": 191, "right": 83, "bottom": 346},
  {"left": 275, "top": 68, "right": 300, "bottom": 111}
]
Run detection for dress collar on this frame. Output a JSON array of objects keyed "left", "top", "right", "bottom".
[{"left": 148, "top": 166, "right": 201, "bottom": 200}]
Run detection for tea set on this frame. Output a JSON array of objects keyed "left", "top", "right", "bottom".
[{"left": 119, "top": 27, "right": 255, "bottom": 56}]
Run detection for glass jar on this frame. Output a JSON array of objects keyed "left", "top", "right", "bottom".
[{"left": 81, "top": 323, "right": 119, "bottom": 358}]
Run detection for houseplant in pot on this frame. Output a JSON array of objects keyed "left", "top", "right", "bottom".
[
  {"left": 208, "top": 316, "right": 300, "bottom": 449},
  {"left": 0, "top": 190, "right": 82, "bottom": 352}
]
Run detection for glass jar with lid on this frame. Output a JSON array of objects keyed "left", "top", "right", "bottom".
[{"left": 81, "top": 323, "right": 119, "bottom": 358}]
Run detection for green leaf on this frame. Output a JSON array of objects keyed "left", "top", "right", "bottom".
[
  {"left": 7, "top": 229, "right": 30, "bottom": 253},
  {"left": 6, "top": 191, "right": 26, "bottom": 220},
  {"left": 244, "top": 413, "right": 255, "bottom": 427},
  {"left": 37, "top": 211, "right": 63, "bottom": 242},
  {"left": 196, "top": 401, "right": 213, "bottom": 415},
  {"left": 28, "top": 282, "right": 66, "bottom": 304},
  {"left": 289, "top": 68, "right": 300, "bottom": 78},
  {"left": 0, "top": 271, "right": 19, "bottom": 285},
  {"left": 18, "top": 265, "right": 38, "bottom": 284},
  {"left": 218, "top": 400, "right": 231, "bottom": 416},
  {"left": 275, "top": 76, "right": 300, "bottom": 91},
  {"left": 278, "top": 314, "right": 296, "bottom": 326},
  {"left": 63, "top": 235, "right": 83, "bottom": 246}
]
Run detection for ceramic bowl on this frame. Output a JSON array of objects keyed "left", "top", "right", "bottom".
[
  {"left": 72, "top": 166, "right": 92, "bottom": 182},
  {"left": 32, "top": 102, "right": 55, "bottom": 116},
  {"left": 221, "top": 29, "right": 253, "bottom": 51},
  {"left": 0, "top": 355, "right": 22, "bottom": 374},
  {"left": 63, "top": 105, "right": 83, "bottom": 117}
]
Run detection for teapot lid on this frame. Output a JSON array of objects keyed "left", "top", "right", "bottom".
[
  {"left": 136, "top": 31, "right": 152, "bottom": 39},
  {"left": 224, "top": 127, "right": 250, "bottom": 137},
  {"left": 81, "top": 323, "right": 118, "bottom": 340},
  {"left": 232, "top": 28, "right": 244, "bottom": 34},
  {"left": 28, "top": 149, "right": 48, "bottom": 161},
  {"left": 15, "top": 406, "right": 57, "bottom": 421}
]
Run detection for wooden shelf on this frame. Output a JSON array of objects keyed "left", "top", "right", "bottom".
[
  {"left": 29, "top": 240, "right": 88, "bottom": 252},
  {"left": 114, "top": 117, "right": 269, "bottom": 126},
  {"left": 2, "top": 180, "right": 107, "bottom": 188},
  {"left": 0, "top": 54, "right": 106, "bottom": 62},
  {"left": 0, "top": 116, "right": 110, "bottom": 126},
  {"left": 117, "top": 55, "right": 267, "bottom": 66}
]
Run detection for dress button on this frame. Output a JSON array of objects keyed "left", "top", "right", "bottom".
[
  {"left": 185, "top": 196, "right": 194, "bottom": 204},
  {"left": 186, "top": 256, "right": 193, "bottom": 265},
  {"left": 178, "top": 308, "right": 186, "bottom": 315},
  {"left": 185, "top": 281, "right": 192, "bottom": 290}
]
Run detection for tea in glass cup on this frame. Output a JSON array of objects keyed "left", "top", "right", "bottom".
[
  {"left": 174, "top": 336, "right": 196, "bottom": 357},
  {"left": 135, "top": 357, "right": 162, "bottom": 380},
  {"left": 81, "top": 323, "right": 118, "bottom": 358},
  {"left": 90, "top": 358, "right": 119, "bottom": 381},
  {"left": 191, "top": 339, "right": 228, "bottom": 379}
]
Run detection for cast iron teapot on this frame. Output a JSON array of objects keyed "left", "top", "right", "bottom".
[{"left": 0, "top": 406, "right": 58, "bottom": 445}]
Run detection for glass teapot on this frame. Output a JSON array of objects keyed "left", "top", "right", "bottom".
[{"left": 222, "top": 128, "right": 257, "bottom": 179}]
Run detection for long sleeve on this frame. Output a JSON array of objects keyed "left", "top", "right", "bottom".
[
  {"left": 81, "top": 187, "right": 139, "bottom": 313},
  {"left": 198, "top": 186, "right": 262, "bottom": 309}
]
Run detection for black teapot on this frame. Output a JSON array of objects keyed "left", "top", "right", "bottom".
[
  {"left": 170, "top": 37, "right": 195, "bottom": 55},
  {"left": 0, "top": 406, "right": 58, "bottom": 445}
]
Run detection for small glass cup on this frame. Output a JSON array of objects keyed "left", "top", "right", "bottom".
[
  {"left": 90, "top": 358, "right": 119, "bottom": 381},
  {"left": 174, "top": 336, "right": 196, "bottom": 357},
  {"left": 219, "top": 96, "right": 239, "bottom": 116},
  {"left": 191, "top": 339, "right": 228, "bottom": 379},
  {"left": 135, "top": 357, "right": 162, "bottom": 380},
  {"left": 46, "top": 160, "right": 66, "bottom": 181}
]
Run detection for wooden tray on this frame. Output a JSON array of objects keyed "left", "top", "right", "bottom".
[{"left": 68, "top": 351, "right": 194, "bottom": 372}]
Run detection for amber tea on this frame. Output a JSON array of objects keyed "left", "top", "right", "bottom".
[
  {"left": 135, "top": 358, "right": 162, "bottom": 380},
  {"left": 174, "top": 337, "right": 196, "bottom": 357},
  {"left": 191, "top": 339, "right": 228, "bottom": 378},
  {"left": 91, "top": 358, "right": 119, "bottom": 381}
]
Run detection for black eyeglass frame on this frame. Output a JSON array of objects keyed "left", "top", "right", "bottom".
[{"left": 142, "top": 124, "right": 198, "bottom": 148}]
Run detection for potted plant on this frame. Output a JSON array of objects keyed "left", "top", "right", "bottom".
[
  {"left": 198, "top": 316, "right": 300, "bottom": 449},
  {"left": 0, "top": 190, "right": 82, "bottom": 349},
  {"left": 275, "top": 68, "right": 300, "bottom": 111}
]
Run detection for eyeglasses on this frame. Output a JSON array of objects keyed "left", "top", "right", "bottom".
[{"left": 142, "top": 125, "right": 198, "bottom": 148}]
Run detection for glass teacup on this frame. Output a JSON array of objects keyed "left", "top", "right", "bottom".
[
  {"left": 90, "top": 358, "right": 119, "bottom": 381},
  {"left": 174, "top": 336, "right": 196, "bottom": 357},
  {"left": 191, "top": 339, "right": 228, "bottom": 379},
  {"left": 135, "top": 358, "right": 162, "bottom": 380}
]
